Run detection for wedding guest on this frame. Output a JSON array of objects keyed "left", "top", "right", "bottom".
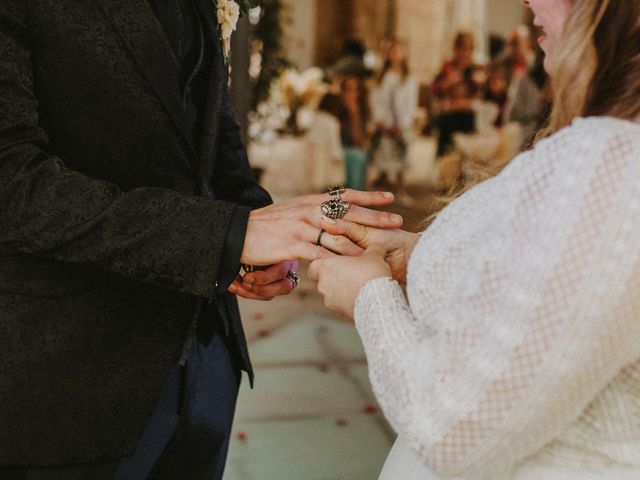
[
  {"left": 487, "top": 26, "right": 536, "bottom": 129},
  {"left": 483, "top": 67, "right": 509, "bottom": 126},
  {"left": 306, "top": 93, "right": 346, "bottom": 191},
  {"left": 507, "top": 46, "right": 551, "bottom": 148},
  {"left": 329, "top": 39, "right": 373, "bottom": 81},
  {"left": 493, "top": 26, "right": 534, "bottom": 89},
  {"left": 432, "top": 32, "right": 486, "bottom": 156},
  {"left": 370, "top": 38, "right": 419, "bottom": 206},
  {"left": 489, "top": 33, "right": 508, "bottom": 63},
  {"left": 310, "top": 0, "right": 640, "bottom": 478},
  {"left": 339, "top": 75, "right": 371, "bottom": 191}
]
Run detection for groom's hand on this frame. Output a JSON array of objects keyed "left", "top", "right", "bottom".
[
  {"left": 228, "top": 260, "right": 298, "bottom": 301},
  {"left": 240, "top": 189, "right": 403, "bottom": 267}
]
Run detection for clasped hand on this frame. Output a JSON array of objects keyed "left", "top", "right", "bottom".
[
  {"left": 308, "top": 218, "right": 420, "bottom": 319},
  {"left": 229, "top": 189, "right": 404, "bottom": 301}
]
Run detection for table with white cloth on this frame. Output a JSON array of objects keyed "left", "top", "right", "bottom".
[{"left": 248, "top": 135, "right": 346, "bottom": 200}]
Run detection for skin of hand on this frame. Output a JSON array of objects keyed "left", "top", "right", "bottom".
[
  {"left": 229, "top": 260, "right": 298, "bottom": 301},
  {"left": 308, "top": 243, "right": 391, "bottom": 320},
  {"left": 317, "top": 218, "right": 420, "bottom": 284},
  {"left": 239, "top": 190, "right": 402, "bottom": 268}
]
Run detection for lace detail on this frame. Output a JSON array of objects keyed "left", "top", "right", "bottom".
[{"left": 355, "top": 117, "right": 640, "bottom": 477}]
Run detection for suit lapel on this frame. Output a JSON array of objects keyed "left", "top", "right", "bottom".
[
  {"left": 194, "top": 0, "right": 226, "bottom": 171},
  {"left": 94, "top": 0, "right": 198, "bottom": 170}
]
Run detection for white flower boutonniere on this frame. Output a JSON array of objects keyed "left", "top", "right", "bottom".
[{"left": 217, "top": 0, "right": 241, "bottom": 63}]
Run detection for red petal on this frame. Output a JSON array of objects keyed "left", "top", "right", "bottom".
[
  {"left": 257, "top": 328, "right": 271, "bottom": 338},
  {"left": 363, "top": 404, "right": 379, "bottom": 414},
  {"left": 237, "top": 431, "right": 248, "bottom": 441}
]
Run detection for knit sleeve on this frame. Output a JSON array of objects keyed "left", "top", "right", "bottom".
[{"left": 354, "top": 121, "right": 640, "bottom": 476}]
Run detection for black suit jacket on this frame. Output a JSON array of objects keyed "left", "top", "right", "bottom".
[{"left": 0, "top": 0, "right": 271, "bottom": 466}]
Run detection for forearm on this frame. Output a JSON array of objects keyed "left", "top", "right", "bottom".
[{"left": 0, "top": 139, "right": 235, "bottom": 299}]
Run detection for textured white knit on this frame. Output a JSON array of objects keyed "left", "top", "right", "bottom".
[{"left": 354, "top": 117, "right": 640, "bottom": 479}]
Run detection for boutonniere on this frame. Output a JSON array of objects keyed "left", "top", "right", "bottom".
[{"left": 216, "top": 0, "right": 260, "bottom": 64}]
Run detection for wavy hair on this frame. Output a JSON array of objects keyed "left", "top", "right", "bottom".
[{"left": 539, "top": 0, "right": 640, "bottom": 138}]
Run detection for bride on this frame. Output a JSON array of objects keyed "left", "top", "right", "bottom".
[{"left": 301, "top": 0, "right": 640, "bottom": 478}]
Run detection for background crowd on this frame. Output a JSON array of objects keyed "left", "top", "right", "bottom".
[{"left": 250, "top": 22, "right": 550, "bottom": 208}]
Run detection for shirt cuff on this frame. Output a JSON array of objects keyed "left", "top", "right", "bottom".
[{"left": 216, "top": 205, "right": 250, "bottom": 294}]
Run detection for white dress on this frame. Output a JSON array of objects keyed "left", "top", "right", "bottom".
[{"left": 354, "top": 117, "right": 640, "bottom": 479}]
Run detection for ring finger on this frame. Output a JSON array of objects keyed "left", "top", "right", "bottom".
[{"left": 318, "top": 231, "right": 364, "bottom": 256}]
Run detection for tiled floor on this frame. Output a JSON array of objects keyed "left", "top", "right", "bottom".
[{"left": 224, "top": 294, "right": 395, "bottom": 480}]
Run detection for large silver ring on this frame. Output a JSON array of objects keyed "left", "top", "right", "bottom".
[
  {"left": 286, "top": 271, "right": 300, "bottom": 289},
  {"left": 321, "top": 185, "right": 350, "bottom": 221},
  {"left": 320, "top": 198, "right": 350, "bottom": 220}
]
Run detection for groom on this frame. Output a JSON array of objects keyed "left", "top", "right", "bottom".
[{"left": 0, "top": 1, "right": 399, "bottom": 479}]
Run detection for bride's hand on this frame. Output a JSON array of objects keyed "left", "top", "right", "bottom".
[
  {"left": 318, "top": 219, "right": 419, "bottom": 284},
  {"left": 308, "top": 243, "right": 391, "bottom": 319},
  {"left": 240, "top": 190, "right": 403, "bottom": 267}
]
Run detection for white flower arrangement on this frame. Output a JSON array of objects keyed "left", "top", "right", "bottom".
[
  {"left": 249, "top": 67, "right": 328, "bottom": 142},
  {"left": 216, "top": 0, "right": 240, "bottom": 61}
]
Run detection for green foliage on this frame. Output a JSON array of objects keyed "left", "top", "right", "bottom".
[{"left": 250, "top": 0, "right": 290, "bottom": 111}]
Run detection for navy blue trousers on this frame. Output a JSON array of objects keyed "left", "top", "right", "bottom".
[{"left": 5, "top": 332, "right": 241, "bottom": 480}]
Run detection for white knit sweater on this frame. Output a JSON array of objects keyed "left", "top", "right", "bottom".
[{"left": 354, "top": 117, "right": 640, "bottom": 479}]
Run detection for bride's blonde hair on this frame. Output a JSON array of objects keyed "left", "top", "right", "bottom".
[
  {"left": 539, "top": 0, "right": 640, "bottom": 138},
  {"left": 426, "top": 0, "right": 640, "bottom": 226}
]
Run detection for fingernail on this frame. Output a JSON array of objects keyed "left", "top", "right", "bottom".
[
  {"left": 391, "top": 214, "right": 403, "bottom": 223},
  {"left": 228, "top": 284, "right": 237, "bottom": 293},
  {"left": 321, "top": 215, "right": 337, "bottom": 224},
  {"left": 384, "top": 192, "right": 394, "bottom": 199}
]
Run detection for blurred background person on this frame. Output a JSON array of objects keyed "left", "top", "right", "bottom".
[
  {"left": 431, "top": 32, "right": 486, "bottom": 157},
  {"left": 305, "top": 93, "right": 346, "bottom": 191},
  {"left": 340, "top": 75, "right": 371, "bottom": 191},
  {"left": 488, "top": 26, "right": 535, "bottom": 130},
  {"left": 483, "top": 67, "right": 509, "bottom": 127},
  {"left": 493, "top": 26, "right": 534, "bottom": 92},
  {"left": 328, "top": 38, "right": 374, "bottom": 89},
  {"left": 370, "top": 39, "right": 419, "bottom": 205},
  {"left": 507, "top": 46, "right": 551, "bottom": 149}
]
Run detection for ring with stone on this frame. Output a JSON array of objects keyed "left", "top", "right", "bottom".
[
  {"left": 286, "top": 271, "right": 300, "bottom": 289},
  {"left": 320, "top": 198, "right": 350, "bottom": 220}
]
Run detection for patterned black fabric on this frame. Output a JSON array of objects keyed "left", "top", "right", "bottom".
[{"left": 0, "top": 0, "right": 271, "bottom": 466}]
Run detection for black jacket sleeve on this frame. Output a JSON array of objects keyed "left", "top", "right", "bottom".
[
  {"left": 213, "top": 84, "right": 273, "bottom": 292},
  {"left": 0, "top": 1, "right": 235, "bottom": 301}
]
